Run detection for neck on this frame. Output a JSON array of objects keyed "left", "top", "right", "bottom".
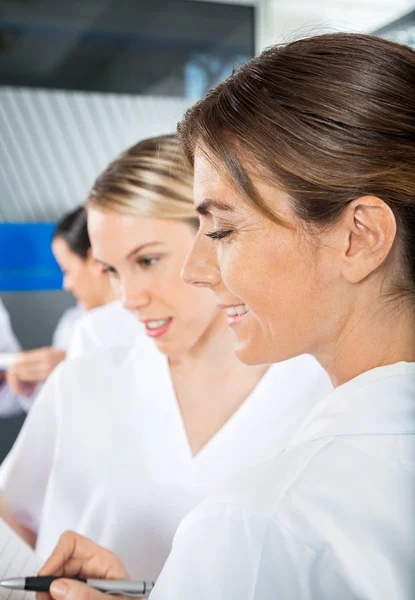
[{"left": 316, "top": 295, "right": 415, "bottom": 387}]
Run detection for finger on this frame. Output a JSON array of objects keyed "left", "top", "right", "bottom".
[
  {"left": 39, "top": 531, "right": 83, "bottom": 577},
  {"left": 39, "top": 532, "right": 127, "bottom": 579},
  {"left": 12, "top": 360, "right": 53, "bottom": 382},
  {"left": 6, "top": 369, "right": 28, "bottom": 395},
  {"left": 14, "top": 351, "right": 65, "bottom": 381},
  {"left": 13, "top": 350, "right": 46, "bottom": 366},
  {"left": 50, "top": 580, "right": 109, "bottom": 600}
]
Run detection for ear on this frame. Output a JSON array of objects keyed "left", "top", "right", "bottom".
[{"left": 340, "top": 196, "right": 397, "bottom": 283}]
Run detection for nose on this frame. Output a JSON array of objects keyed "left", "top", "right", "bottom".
[
  {"left": 181, "top": 230, "right": 221, "bottom": 289},
  {"left": 119, "top": 277, "right": 151, "bottom": 312}
]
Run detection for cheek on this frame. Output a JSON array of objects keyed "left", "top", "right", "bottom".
[
  {"left": 110, "top": 277, "right": 122, "bottom": 297},
  {"left": 218, "top": 243, "right": 264, "bottom": 300},
  {"left": 76, "top": 265, "right": 93, "bottom": 291}
]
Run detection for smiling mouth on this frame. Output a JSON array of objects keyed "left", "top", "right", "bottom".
[
  {"left": 146, "top": 318, "right": 171, "bottom": 330},
  {"left": 218, "top": 304, "right": 250, "bottom": 327},
  {"left": 142, "top": 318, "right": 173, "bottom": 338},
  {"left": 225, "top": 304, "right": 249, "bottom": 317}
]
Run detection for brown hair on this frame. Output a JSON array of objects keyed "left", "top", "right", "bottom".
[
  {"left": 178, "top": 33, "right": 415, "bottom": 297},
  {"left": 87, "top": 134, "right": 197, "bottom": 227}
]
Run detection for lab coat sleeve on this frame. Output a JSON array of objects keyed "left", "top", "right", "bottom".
[
  {"left": 0, "top": 383, "right": 26, "bottom": 417},
  {"left": 0, "top": 369, "right": 60, "bottom": 532},
  {"left": 0, "top": 299, "right": 25, "bottom": 417},
  {"left": 150, "top": 504, "right": 313, "bottom": 600},
  {"left": 150, "top": 502, "right": 357, "bottom": 600}
]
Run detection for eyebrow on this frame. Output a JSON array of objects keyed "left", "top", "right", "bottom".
[
  {"left": 94, "top": 242, "right": 164, "bottom": 265},
  {"left": 196, "top": 199, "right": 234, "bottom": 216}
]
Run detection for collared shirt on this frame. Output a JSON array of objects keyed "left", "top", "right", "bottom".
[{"left": 151, "top": 362, "right": 415, "bottom": 600}]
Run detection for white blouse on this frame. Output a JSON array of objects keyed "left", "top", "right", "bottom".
[
  {"left": 0, "top": 336, "right": 331, "bottom": 580},
  {"left": 152, "top": 362, "right": 415, "bottom": 600}
]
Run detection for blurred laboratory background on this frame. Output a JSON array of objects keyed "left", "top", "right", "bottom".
[{"left": 0, "top": 0, "right": 414, "bottom": 458}]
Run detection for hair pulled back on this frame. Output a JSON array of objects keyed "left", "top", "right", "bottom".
[
  {"left": 179, "top": 33, "right": 415, "bottom": 297},
  {"left": 54, "top": 206, "right": 90, "bottom": 259}
]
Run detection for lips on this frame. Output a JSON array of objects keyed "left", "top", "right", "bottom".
[
  {"left": 217, "top": 303, "right": 250, "bottom": 327},
  {"left": 142, "top": 318, "right": 173, "bottom": 339}
]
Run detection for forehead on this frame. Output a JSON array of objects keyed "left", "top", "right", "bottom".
[
  {"left": 87, "top": 208, "right": 194, "bottom": 254},
  {"left": 194, "top": 151, "right": 232, "bottom": 194},
  {"left": 193, "top": 150, "right": 243, "bottom": 211},
  {"left": 193, "top": 148, "right": 297, "bottom": 229}
]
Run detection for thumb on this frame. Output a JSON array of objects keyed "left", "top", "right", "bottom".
[{"left": 50, "top": 580, "right": 105, "bottom": 600}]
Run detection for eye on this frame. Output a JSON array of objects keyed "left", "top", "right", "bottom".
[
  {"left": 206, "top": 229, "right": 234, "bottom": 241},
  {"left": 137, "top": 256, "right": 160, "bottom": 268},
  {"left": 102, "top": 265, "right": 118, "bottom": 278}
]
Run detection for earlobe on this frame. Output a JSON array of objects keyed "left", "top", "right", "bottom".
[{"left": 342, "top": 197, "right": 397, "bottom": 284}]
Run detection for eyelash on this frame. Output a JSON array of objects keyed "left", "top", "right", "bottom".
[
  {"left": 206, "top": 229, "right": 234, "bottom": 241},
  {"left": 137, "top": 256, "right": 159, "bottom": 268},
  {"left": 101, "top": 256, "right": 159, "bottom": 276}
]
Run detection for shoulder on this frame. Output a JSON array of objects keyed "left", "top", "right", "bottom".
[
  {"left": 52, "top": 333, "right": 157, "bottom": 391},
  {"left": 169, "top": 435, "right": 414, "bottom": 598},
  {"left": 189, "top": 432, "right": 414, "bottom": 556},
  {"left": 71, "top": 301, "right": 142, "bottom": 347},
  {"left": 56, "top": 304, "right": 84, "bottom": 327}
]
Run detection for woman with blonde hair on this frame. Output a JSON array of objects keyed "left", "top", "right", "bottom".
[{"left": 0, "top": 135, "right": 330, "bottom": 579}]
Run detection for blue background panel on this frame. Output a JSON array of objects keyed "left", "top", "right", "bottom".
[{"left": 0, "top": 223, "right": 62, "bottom": 291}]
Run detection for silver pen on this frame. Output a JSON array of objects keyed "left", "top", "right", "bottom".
[{"left": 0, "top": 577, "right": 154, "bottom": 598}]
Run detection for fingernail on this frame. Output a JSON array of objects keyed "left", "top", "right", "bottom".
[{"left": 50, "top": 581, "right": 67, "bottom": 598}]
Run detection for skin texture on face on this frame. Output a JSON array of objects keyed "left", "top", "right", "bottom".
[
  {"left": 52, "top": 237, "right": 107, "bottom": 310},
  {"left": 87, "top": 209, "right": 221, "bottom": 358},
  {"left": 183, "top": 150, "right": 410, "bottom": 384},
  {"left": 182, "top": 154, "right": 332, "bottom": 365}
]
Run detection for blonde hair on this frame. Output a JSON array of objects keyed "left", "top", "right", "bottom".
[{"left": 87, "top": 134, "right": 197, "bottom": 225}]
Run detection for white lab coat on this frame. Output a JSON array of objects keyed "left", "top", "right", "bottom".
[
  {"left": 151, "top": 361, "right": 415, "bottom": 600},
  {"left": 0, "top": 339, "right": 332, "bottom": 578},
  {"left": 51, "top": 305, "right": 84, "bottom": 351},
  {"left": 0, "top": 298, "right": 22, "bottom": 417},
  {"left": 67, "top": 301, "right": 141, "bottom": 359}
]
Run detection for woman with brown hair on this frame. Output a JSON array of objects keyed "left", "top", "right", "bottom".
[{"left": 38, "top": 33, "right": 414, "bottom": 599}]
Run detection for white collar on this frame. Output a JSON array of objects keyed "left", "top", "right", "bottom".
[{"left": 287, "top": 362, "right": 415, "bottom": 447}]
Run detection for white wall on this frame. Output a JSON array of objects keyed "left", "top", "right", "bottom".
[
  {"left": 0, "top": 87, "right": 190, "bottom": 222},
  {"left": 256, "top": 0, "right": 415, "bottom": 51}
]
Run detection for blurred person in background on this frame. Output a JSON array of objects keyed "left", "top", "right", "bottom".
[
  {"left": 6, "top": 207, "right": 115, "bottom": 399},
  {"left": 0, "top": 135, "right": 331, "bottom": 579},
  {"left": 0, "top": 297, "right": 23, "bottom": 416}
]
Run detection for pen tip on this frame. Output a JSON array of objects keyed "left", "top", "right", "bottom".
[{"left": 0, "top": 578, "right": 22, "bottom": 589}]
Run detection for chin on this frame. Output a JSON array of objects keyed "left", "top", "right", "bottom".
[
  {"left": 154, "top": 338, "right": 191, "bottom": 358},
  {"left": 234, "top": 334, "right": 296, "bottom": 366}
]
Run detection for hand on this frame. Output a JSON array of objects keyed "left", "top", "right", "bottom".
[
  {"left": 38, "top": 531, "right": 130, "bottom": 600},
  {"left": 7, "top": 347, "right": 66, "bottom": 391},
  {"left": 6, "top": 368, "right": 37, "bottom": 396}
]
